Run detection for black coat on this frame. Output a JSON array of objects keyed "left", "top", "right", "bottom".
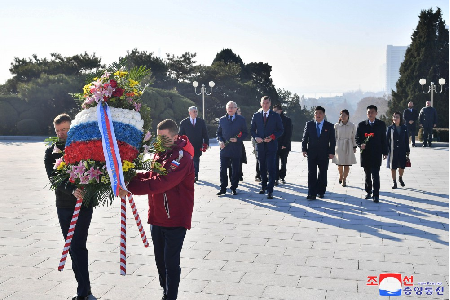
[
  {"left": 277, "top": 113, "right": 292, "bottom": 152},
  {"left": 419, "top": 106, "right": 438, "bottom": 128},
  {"left": 44, "top": 142, "right": 77, "bottom": 208},
  {"left": 302, "top": 120, "right": 336, "bottom": 160},
  {"left": 386, "top": 124, "right": 410, "bottom": 169},
  {"left": 356, "top": 119, "right": 388, "bottom": 168},
  {"left": 251, "top": 110, "right": 284, "bottom": 153},
  {"left": 216, "top": 114, "right": 248, "bottom": 158},
  {"left": 403, "top": 108, "right": 418, "bottom": 129},
  {"left": 179, "top": 117, "right": 209, "bottom": 158}
]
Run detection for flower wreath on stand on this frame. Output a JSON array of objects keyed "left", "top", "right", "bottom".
[{"left": 47, "top": 66, "right": 168, "bottom": 275}]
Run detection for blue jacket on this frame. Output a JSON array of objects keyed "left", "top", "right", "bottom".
[
  {"left": 216, "top": 114, "right": 248, "bottom": 158},
  {"left": 386, "top": 124, "right": 410, "bottom": 169},
  {"left": 250, "top": 110, "right": 284, "bottom": 153},
  {"left": 302, "top": 120, "right": 336, "bottom": 160}
]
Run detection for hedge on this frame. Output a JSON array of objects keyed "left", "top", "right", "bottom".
[{"left": 418, "top": 128, "right": 449, "bottom": 142}]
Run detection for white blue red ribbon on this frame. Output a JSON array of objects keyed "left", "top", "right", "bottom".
[{"left": 97, "top": 103, "right": 127, "bottom": 196}]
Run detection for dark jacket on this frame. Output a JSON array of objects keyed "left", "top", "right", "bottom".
[
  {"left": 277, "top": 113, "right": 292, "bottom": 152},
  {"left": 179, "top": 117, "right": 209, "bottom": 158},
  {"left": 251, "top": 110, "right": 284, "bottom": 153},
  {"left": 127, "top": 135, "right": 195, "bottom": 230},
  {"left": 386, "top": 124, "right": 410, "bottom": 169},
  {"left": 403, "top": 108, "right": 419, "bottom": 128},
  {"left": 419, "top": 106, "right": 438, "bottom": 128},
  {"left": 356, "top": 119, "right": 388, "bottom": 168},
  {"left": 44, "top": 142, "right": 77, "bottom": 208},
  {"left": 216, "top": 114, "right": 248, "bottom": 158},
  {"left": 302, "top": 120, "right": 336, "bottom": 160}
]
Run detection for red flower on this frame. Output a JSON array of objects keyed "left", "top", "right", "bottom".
[
  {"left": 365, "top": 133, "right": 374, "bottom": 137},
  {"left": 112, "top": 88, "right": 124, "bottom": 97},
  {"left": 110, "top": 80, "right": 118, "bottom": 88},
  {"left": 237, "top": 131, "right": 242, "bottom": 138},
  {"left": 103, "top": 96, "right": 109, "bottom": 102}
]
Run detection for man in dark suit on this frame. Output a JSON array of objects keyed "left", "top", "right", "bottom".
[
  {"left": 403, "top": 101, "right": 419, "bottom": 147},
  {"left": 273, "top": 104, "right": 292, "bottom": 185},
  {"left": 302, "top": 106, "right": 335, "bottom": 200},
  {"left": 179, "top": 106, "right": 209, "bottom": 182},
  {"left": 419, "top": 100, "right": 438, "bottom": 147},
  {"left": 216, "top": 101, "right": 248, "bottom": 195},
  {"left": 251, "top": 96, "right": 284, "bottom": 199},
  {"left": 356, "top": 105, "right": 388, "bottom": 203}
]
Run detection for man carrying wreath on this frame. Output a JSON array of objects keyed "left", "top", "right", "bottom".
[
  {"left": 120, "top": 119, "right": 195, "bottom": 300},
  {"left": 216, "top": 101, "right": 248, "bottom": 195},
  {"left": 44, "top": 113, "right": 94, "bottom": 300},
  {"left": 356, "top": 105, "right": 388, "bottom": 203}
]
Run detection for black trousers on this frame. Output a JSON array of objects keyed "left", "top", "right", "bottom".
[
  {"left": 364, "top": 166, "right": 380, "bottom": 196},
  {"left": 407, "top": 124, "right": 416, "bottom": 145},
  {"left": 307, "top": 157, "right": 329, "bottom": 196},
  {"left": 220, "top": 157, "right": 240, "bottom": 190},
  {"left": 193, "top": 156, "right": 200, "bottom": 177},
  {"left": 276, "top": 149, "right": 289, "bottom": 180},
  {"left": 57, "top": 207, "right": 93, "bottom": 297},
  {"left": 151, "top": 225, "right": 187, "bottom": 300},
  {"left": 423, "top": 127, "right": 433, "bottom": 145},
  {"left": 258, "top": 149, "right": 277, "bottom": 193}
]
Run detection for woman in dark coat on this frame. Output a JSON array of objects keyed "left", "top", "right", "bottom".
[{"left": 386, "top": 111, "right": 410, "bottom": 189}]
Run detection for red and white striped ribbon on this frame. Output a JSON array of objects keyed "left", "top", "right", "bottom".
[
  {"left": 127, "top": 193, "right": 149, "bottom": 248},
  {"left": 58, "top": 197, "right": 83, "bottom": 271},
  {"left": 120, "top": 195, "right": 127, "bottom": 275}
]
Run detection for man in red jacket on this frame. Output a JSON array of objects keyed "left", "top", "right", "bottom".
[{"left": 120, "top": 119, "right": 195, "bottom": 300}]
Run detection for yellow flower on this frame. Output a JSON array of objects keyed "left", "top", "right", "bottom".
[
  {"left": 128, "top": 79, "right": 139, "bottom": 87},
  {"left": 83, "top": 84, "right": 91, "bottom": 94},
  {"left": 57, "top": 162, "right": 66, "bottom": 170},
  {"left": 122, "top": 160, "right": 135, "bottom": 172},
  {"left": 114, "top": 71, "right": 128, "bottom": 77}
]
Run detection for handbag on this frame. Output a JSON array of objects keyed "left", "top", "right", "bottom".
[{"left": 405, "top": 157, "right": 411, "bottom": 167}]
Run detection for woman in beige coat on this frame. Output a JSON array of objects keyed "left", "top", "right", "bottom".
[{"left": 332, "top": 110, "right": 357, "bottom": 186}]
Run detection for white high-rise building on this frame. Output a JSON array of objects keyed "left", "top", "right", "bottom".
[{"left": 386, "top": 45, "right": 408, "bottom": 93}]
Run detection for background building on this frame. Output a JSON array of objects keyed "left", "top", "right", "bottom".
[{"left": 386, "top": 45, "right": 408, "bottom": 93}]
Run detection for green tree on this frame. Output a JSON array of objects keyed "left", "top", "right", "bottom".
[
  {"left": 389, "top": 7, "right": 449, "bottom": 127},
  {"left": 4, "top": 52, "right": 102, "bottom": 94},
  {"left": 166, "top": 52, "right": 197, "bottom": 83}
]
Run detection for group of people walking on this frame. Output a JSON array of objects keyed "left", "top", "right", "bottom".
[{"left": 179, "top": 97, "right": 436, "bottom": 204}]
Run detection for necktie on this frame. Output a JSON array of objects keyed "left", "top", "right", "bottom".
[
  {"left": 370, "top": 122, "right": 374, "bottom": 127},
  {"left": 192, "top": 119, "right": 195, "bottom": 127},
  {"left": 263, "top": 113, "right": 267, "bottom": 124},
  {"left": 316, "top": 123, "right": 320, "bottom": 137}
]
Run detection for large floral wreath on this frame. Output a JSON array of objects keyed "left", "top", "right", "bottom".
[{"left": 48, "top": 67, "right": 167, "bottom": 207}]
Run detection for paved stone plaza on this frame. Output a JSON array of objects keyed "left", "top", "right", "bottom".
[{"left": 0, "top": 137, "right": 448, "bottom": 299}]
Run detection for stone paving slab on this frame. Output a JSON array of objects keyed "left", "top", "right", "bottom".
[{"left": 0, "top": 138, "right": 448, "bottom": 299}]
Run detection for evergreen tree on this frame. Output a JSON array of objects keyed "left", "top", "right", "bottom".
[{"left": 389, "top": 7, "right": 449, "bottom": 127}]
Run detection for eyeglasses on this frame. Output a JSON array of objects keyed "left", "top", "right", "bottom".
[{"left": 392, "top": 116, "right": 400, "bottom": 119}]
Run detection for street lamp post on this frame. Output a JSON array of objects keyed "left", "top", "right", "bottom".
[
  {"left": 419, "top": 78, "right": 446, "bottom": 107},
  {"left": 193, "top": 81, "right": 215, "bottom": 119}
]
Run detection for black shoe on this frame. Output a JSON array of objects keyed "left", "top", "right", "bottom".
[
  {"left": 339, "top": 179, "right": 342, "bottom": 184},
  {"left": 194, "top": 176, "right": 198, "bottom": 183},
  {"left": 274, "top": 180, "right": 279, "bottom": 186},
  {"left": 259, "top": 189, "right": 265, "bottom": 194},
  {"left": 216, "top": 190, "right": 226, "bottom": 196},
  {"left": 231, "top": 189, "right": 237, "bottom": 195},
  {"left": 422, "top": 144, "right": 427, "bottom": 147},
  {"left": 306, "top": 195, "right": 316, "bottom": 200},
  {"left": 317, "top": 194, "right": 324, "bottom": 198},
  {"left": 267, "top": 192, "right": 273, "bottom": 199},
  {"left": 399, "top": 177, "right": 405, "bottom": 187},
  {"left": 239, "top": 177, "right": 243, "bottom": 181},
  {"left": 392, "top": 181, "right": 397, "bottom": 189},
  {"left": 364, "top": 193, "right": 372, "bottom": 199},
  {"left": 342, "top": 180, "right": 347, "bottom": 187},
  {"left": 255, "top": 176, "right": 261, "bottom": 182},
  {"left": 428, "top": 143, "right": 432, "bottom": 147},
  {"left": 412, "top": 144, "right": 416, "bottom": 147},
  {"left": 373, "top": 196, "right": 379, "bottom": 203},
  {"left": 280, "top": 179, "right": 286, "bottom": 184},
  {"left": 72, "top": 296, "right": 88, "bottom": 300}
]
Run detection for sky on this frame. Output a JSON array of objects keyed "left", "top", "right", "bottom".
[{"left": 0, "top": 0, "right": 448, "bottom": 97}]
